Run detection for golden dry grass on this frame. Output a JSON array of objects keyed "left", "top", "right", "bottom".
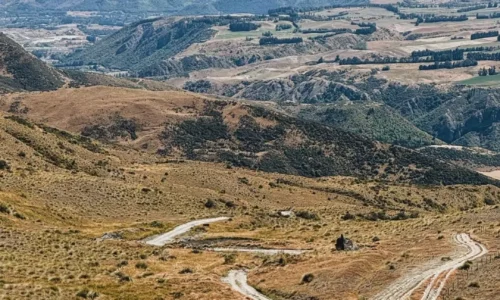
[{"left": 1, "top": 98, "right": 500, "bottom": 299}]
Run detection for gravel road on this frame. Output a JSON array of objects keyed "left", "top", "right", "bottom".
[
  {"left": 223, "top": 270, "right": 270, "bottom": 300},
  {"left": 144, "top": 217, "right": 229, "bottom": 246}
]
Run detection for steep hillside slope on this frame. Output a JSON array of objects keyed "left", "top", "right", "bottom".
[
  {"left": 62, "top": 16, "right": 363, "bottom": 78},
  {"left": 64, "top": 17, "right": 218, "bottom": 76},
  {"left": 0, "top": 33, "right": 176, "bottom": 94},
  {"left": 295, "top": 102, "right": 441, "bottom": 148},
  {"left": 197, "top": 69, "right": 500, "bottom": 153},
  {"left": 1, "top": 86, "right": 497, "bottom": 186},
  {"left": 0, "top": 33, "right": 64, "bottom": 93},
  {"left": 414, "top": 88, "right": 500, "bottom": 151}
]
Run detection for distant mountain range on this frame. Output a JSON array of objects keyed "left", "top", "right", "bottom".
[
  {"left": 60, "top": 16, "right": 362, "bottom": 78},
  {"left": 2, "top": 0, "right": 368, "bottom": 14},
  {"left": 0, "top": 33, "right": 179, "bottom": 93},
  {"left": 58, "top": 12, "right": 500, "bottom": 154}
]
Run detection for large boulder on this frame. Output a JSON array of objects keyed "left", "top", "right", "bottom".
[{"left": 335, "top": 234, "right": 358, "bottom": 251}]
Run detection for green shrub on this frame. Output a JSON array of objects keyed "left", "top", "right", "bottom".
[
  {"left": 341, "top": 211, "right": 355, "bottom": 220},
  {"left": 76, "top": 289, "right": 90, "bottom": 298},
  {"left": 135, "top": 262, "right": 148, "bottom": 269},
  {"left": 0, "top": 160, "right": 9, "bottom": 170},
  {"left": 484, "top": 198, "right": 496, "bottom": 205},
  {"left": 223, "top": 253, "right": 237, "bottom": 264},
  {"left": 296, "top": 211, "right": 319, "bottom": 220},
  {"left": 13, "top": 212, "right": 25, "bottom": 220},
  {"left": 459, "top": 261, "right": 472, "bottom": 270},
  {"left": 204, "top": 199, "right": 216, "bottom": 208},
  {"left": 150, "top": 221, "right": 164, "bottom": 228},
  {"left": 179, "top": 268, "right": 193, "bottom": 274},
  {"left": 301, "top": 273, "right": 314, "bottom": 283},
  {"left": 0, "top": 203, "right": 9, "bottom": 214}
]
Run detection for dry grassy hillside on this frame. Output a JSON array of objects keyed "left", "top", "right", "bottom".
[
  {"left": 1, "top": 109, "right": 500, "bottom": 300},
  {"left": 1, "top": 86, "right": 498, "bottom": 187},
  {"left": 0, "top": 86, "right": 201, "bottom": 150}
]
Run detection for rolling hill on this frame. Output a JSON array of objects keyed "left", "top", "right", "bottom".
[
  {"left": 2, "top": 107, "right": 499, "bottom": 300},
  {"left": 61, "top": 16, "right": 363, "bottom": 78},
  {"left": 0, "top": 33, "right": 178, "bottom": 94},
  {"left": 193, "top": 69, "right": 500, "bottom": 154},
  {"left": 63, "top": 17, "right": 218, "bottom": 76},
  {"left": 1, "top": 86, "right": 498, "bottom": 187}
]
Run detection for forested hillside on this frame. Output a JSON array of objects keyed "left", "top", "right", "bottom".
[
  {"left": 62, "top": 17, "right": 218, "bottom": 76},
  {"left": 296, "top": 103, "right": 440, "bottom": 148},
  {"left": 1, "top": 84, "right": 495, "bottom": 186},
  {"left": 193, "top": 70, "right": 500, "bottom": 153},
  {"left": 0, "top": 33, "right": 64, "bottom": 93},
  {"left": 151, "top": 99, "right": 500, "bottom": 186}
]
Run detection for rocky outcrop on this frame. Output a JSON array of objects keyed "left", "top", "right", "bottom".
[{"left": 335, "top": 234, "right": 358, "bottom": 251}]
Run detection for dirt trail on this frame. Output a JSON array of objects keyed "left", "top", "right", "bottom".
[
  {"left": 372, "top": 233, "right": 488, "bottom": 300},
  {"left": 223, "top": 270, "right": 270, "bottom": 300},
  {"left": 211, "top": 247, "right": 308, "bottom": 255},
  {"left": 144, "top": 217, "right": 229, "bottom": 246}
]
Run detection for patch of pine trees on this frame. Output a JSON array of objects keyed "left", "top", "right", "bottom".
[
  {"left": 416, "top": 14, "right": 468, "bottom": 25},
  {"left": 457, "top": 5, "right": 487, "bottom": 13},
  {"left": 418, "top": 59, "right": 478, "bottom": 70},
  {"left": 478, "top": 66, "right": 497, "bottom": 76},
  {"left": 352, "top": 22, "right": 377, "bottom": 35},
  {"left": 467, "top": 52, "right": 500, "bottom": 61},
  {"left": 259, "top": 37, "right": 303, "bottom": 45},
  {"left": 411, "top": 49, "right": 464, "bottom": 61},
  {"left": 476, "top": 12, "right": 500, "bottom": 19},
  {"left": 229, "top": 22, "right": 260, "bottom": 32},
  {"left": 471, "top": 31, "right": 498, "bottom": 40}
]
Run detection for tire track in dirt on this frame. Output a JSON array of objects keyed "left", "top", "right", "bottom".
[
  {"left": 372, "top": 233, "right": 488, "bottom": 300},
  {"left": 144, "top": 217, "right": 229, "bottom": 246},
  {"left": 223, "top": 270, "right": 270, "bottom": 300}
]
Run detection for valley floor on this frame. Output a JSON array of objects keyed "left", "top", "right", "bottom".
[{"left": 1, "top": 155, "right": 499, "bottom": 299}]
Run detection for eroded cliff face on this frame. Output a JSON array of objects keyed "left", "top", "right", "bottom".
[
  {"left": 139, "top": 33, "right": 363, "bottom": 77},
  {"left": 186, "top": 69, "right": 500, "bottom": 153}
]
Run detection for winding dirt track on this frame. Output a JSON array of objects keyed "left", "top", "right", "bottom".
[
  {"left": 223, "top": 270, "right": 270, "bottom": 300},
  {"left": 211, "top": 247, "right": 309, "bottom": 255},
  {"left": 144, "top": 217, "right": 229, "bottom": 246},
  {"left": 145, "top": 220, "right": 486, "bottom": 300},
  {"left": 372, "top": 233, "right": 488, "bottom": 300}
]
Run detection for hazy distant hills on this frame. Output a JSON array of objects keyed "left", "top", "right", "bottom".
[
  {"left": 0, "top": 33, "right": 176, "bottom": 93},
  {"left": 0, "top": 33, "right": 493, "bottom": 186},
  {"left": 63, "top": 17, "right": 218, "bottom": 76},
  {"left": 2, "top": 0, "right": 368, "bottom": 14}
]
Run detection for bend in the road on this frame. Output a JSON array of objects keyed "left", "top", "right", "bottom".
[
  {"left": 223, "top": 270, "right": 270, "bottom": 300},
  {"left": 144, "top": 217, "right": 229, "bottom": 246}
]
